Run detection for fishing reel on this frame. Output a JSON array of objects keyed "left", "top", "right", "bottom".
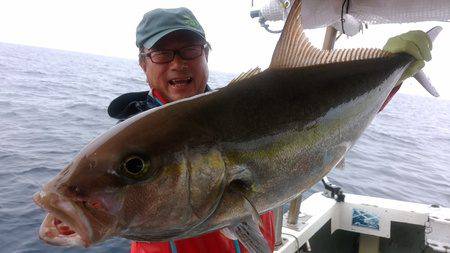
[
  {"left": 250, "top": 0, "right": 291, "bottom": 33},
  {"left": 250, "top": 0, "right": 363, "bottom": 36}
]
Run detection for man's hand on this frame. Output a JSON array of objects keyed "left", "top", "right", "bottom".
[{"left": 383, "top": 30, "right": 433, "bottom": 83}]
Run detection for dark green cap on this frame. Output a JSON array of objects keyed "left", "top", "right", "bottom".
[{"left": 136, "top": 7, "right": 206, "bottom": 49}]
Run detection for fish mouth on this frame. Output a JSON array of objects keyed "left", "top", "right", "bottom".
[
  {"left": 168, "top": 77, "right": 193, "bottom": 87},
  {"left": 33, "top": 191, "right": 93, "bottom": 247}
]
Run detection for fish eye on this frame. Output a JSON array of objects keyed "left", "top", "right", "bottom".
[{"left": 121, "top": 156, "right": 149, "bottom": 179}]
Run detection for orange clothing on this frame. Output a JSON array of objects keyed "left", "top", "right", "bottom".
[{"left": 130, "top": 211, "right": 275, "bottom": 253}]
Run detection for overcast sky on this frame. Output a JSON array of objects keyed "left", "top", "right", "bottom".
[{"left": 0, "top": 0, "right": 449, "bottom": 98}]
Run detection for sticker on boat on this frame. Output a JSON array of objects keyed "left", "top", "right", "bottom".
[{"left": 351, "top": 208, "right": 380, "bottom": 230}]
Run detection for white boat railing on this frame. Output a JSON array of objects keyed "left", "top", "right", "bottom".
[{"left": 275, "top": 191, "right": 450, "bottom": 253}]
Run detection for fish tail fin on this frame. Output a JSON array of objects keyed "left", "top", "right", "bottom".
[{"left": 413, "top": 26, "right": 443, "bottom": 97}]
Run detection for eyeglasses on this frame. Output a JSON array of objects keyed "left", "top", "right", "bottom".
[{"left": 141, "top": 44, "right": 208, "bottom": 64}]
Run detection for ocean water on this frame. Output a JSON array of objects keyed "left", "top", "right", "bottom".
[{"left": 0, "top": 42, "right": 449, "bottom": 253}]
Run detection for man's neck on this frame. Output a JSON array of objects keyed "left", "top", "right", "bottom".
[{"left": 151, "top": 89, "right": 169, "bottom": 105}]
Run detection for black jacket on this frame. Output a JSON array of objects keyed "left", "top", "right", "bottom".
[
  {"left": 108, "top": 91, "right": 159, "bottom": 121},
  {"left": 108, "top": 86, "right": 212, "bottom": 121}
]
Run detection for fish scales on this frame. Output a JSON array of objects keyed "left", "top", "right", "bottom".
[{"left": 166, "top": 55, "right": 412, "bottom": 235}]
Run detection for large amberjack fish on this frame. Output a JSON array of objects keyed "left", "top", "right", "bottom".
[{"left": 33, "top": 1, "right": 440, "bottom": 252}]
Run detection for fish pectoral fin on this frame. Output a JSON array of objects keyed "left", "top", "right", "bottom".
[
  {"left": 227, "top": 165, "right": 253, "bottom": 187},
  {"left": 243, "top": 193, "right": 263, "bottom": 227},
  {"left": 270, "top": 0, "right": 388, "bottom": 69},
  {"left": 222, "top": 219, "right": 271, "bottom": 253},
  {"left": 228, "top": 67, "right": 262, "bottom": 85},
  {"left": 228, "top": 179, "right": 262, "bottom": 227},
  {"left": 223, "top": 177, "right": 269, "bottom": 252},
  {"left": 220, "top": 227, "right": 238, "bottom": 240}
]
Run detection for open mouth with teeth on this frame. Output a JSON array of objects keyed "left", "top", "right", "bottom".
[
  {"left": 168, "top": 77, "right": 193, "bottom": 86},
  {"left": 38, "top": 213, "right": 86, "bottom": 246},
  {"left": 34, "top": 191, "right": 93, "bottom": 247}
]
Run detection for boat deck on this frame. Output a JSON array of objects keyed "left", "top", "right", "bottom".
[{"left": 275, "top": 192, "right": 450, "bottom": 253}]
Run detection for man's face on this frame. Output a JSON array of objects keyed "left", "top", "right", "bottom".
[{"left": 140, "top": 31, "right": 209, "bottom": 102}]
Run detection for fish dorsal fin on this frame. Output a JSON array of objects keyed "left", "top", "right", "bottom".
[
  {"left": 270, "top": 0, "right": 390, "bottom": 69},
  {"left": 229, "top": 67, "right": 261, "bottom": 85}
]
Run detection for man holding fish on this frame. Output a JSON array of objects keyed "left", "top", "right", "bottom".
[
  {"left": 33, "top": 1, "right": 436, "bottom": 252},
  {"left": 107, "top": 6, "right": 432, "bottom": 253},
  {"left": 108, "top": 7, "right": 276, "bottom": 253}
]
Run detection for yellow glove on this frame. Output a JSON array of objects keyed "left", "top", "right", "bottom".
[{"left": 383, "top": 30, "right": 432, "bottom": 83}]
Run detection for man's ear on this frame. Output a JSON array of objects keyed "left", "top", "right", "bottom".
[
  {"left": 139, "top": 59, "right": 151, "bottom": 87},
  {"left": 139, "top": 60, "right": 147, "bottom": 72},
  {"left": 205, "top": 50, "right": 209, "bottom": 62},
  {"left": 204, "top": 42, "right": 211, "bottom": 62}
]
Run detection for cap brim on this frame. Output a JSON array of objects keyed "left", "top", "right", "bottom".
[{"left": 142, "top": 28, "right": 205, "bottom": 49}]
